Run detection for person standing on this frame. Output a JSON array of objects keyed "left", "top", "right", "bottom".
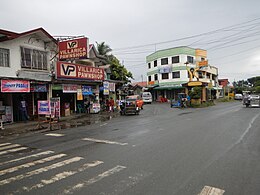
[
  {"left": 19, "top": 99, "right": 28, "bottom": 122},
  {"left": 109, "top": 97, "right": 114, "bottom": 112}
]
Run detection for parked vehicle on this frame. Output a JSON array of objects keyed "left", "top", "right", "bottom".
[
  {"left": 141, "top": 92, "right": 152, "bottom": 104},
  {"left": 234, "top": 94, "right": 243, "bottom": 100},
  {"left": 250, "top": 94, "right": 260, "bottom": 107}
]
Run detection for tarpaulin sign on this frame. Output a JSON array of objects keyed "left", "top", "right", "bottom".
[
  {"left": 1, "top": 80, "right": 30, "bottom": 92},
  {"left": 38, "top": 101, "right": 50, "bottom": 115},
  {"left": 82, "top": 85, "right": 93, "bottom": 95}
]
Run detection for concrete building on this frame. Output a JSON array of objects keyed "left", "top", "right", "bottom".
[{"left": 146, "top": 46, "right": 221, "bottom": 101}]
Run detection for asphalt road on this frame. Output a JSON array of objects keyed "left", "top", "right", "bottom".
[{"left": 0, "top": 101, "right": 259, "bottom": 195}]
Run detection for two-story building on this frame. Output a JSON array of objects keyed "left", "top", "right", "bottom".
[{"left": 146, "top": 46, "right": 221, "bottom": 101}]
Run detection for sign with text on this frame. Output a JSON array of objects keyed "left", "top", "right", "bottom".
[
  {"left": 159, "top": 66, "right": 171, "bottom": 73},
  {"left": 109, "top": 83, "right": 115, "bottom": 92},
  {"left": 50, "top": 97, "right": 60, "bottom": 118},
  {"left": 103, "top": 81, "right": 109, "bottom": 95},
  {"left": 1, "top": 80, "right": 30, "bottom": 93},
  {"left": 38, "top": 101, "right": 50, "bottom": 115},
  {"left": 82, "top": 85, "right": 93, "bottom": 95},
  {"left": 63, "top": 84, "right": 78, "bottom": 93},
  {"left": 56, "top": 62, "right": 104, "bottom": 81},
  {"left": 31, "top": 84, "right": 47, "bottom": 92},
  {"left": 58, "top": 37, "right": 89, "bottom": 60}
]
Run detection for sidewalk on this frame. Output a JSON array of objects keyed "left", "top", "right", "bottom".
[{"left": 0, "top": 111, "right": 119, "bottom": 137}]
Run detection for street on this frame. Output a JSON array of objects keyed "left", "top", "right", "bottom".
[{"left": 0, "top": 101, "right": 260, "bottom": 195}]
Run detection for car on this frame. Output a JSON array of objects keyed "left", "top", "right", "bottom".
[
  {"left": 126, "top": 95, "right": 144, "bottom": 109},
  {"left": 234, "top": 94, "right": 243, "bottom": 100},
  {"left": 141, "top": 92, "right": 152, "bottom": 104}
]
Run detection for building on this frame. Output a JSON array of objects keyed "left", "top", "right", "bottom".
[
  {"left": 0, "top": 28, "right": 57, "bottom": 122},
  {"left": 146, "top": 46, "right": 221, "bottom": 101}
]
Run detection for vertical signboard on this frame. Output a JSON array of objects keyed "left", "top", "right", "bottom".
[
  {"left": 103, "top": 81, "right": 109, "bottom": 95},
  {"left": 50, "top": 97, "right": 60, "bottom": 119},
  {"left": 38, "top": 101, "right": 50, "bottom": 115}
]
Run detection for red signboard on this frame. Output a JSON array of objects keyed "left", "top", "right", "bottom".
[
  {"left": 1, "top": 80, "right": 30, "bottom": 92},
  {"left": 58, "top": 37, "right": 88, "bottom": 60},
  {"left": 56, "top": 62, "right": 104, "bottom": 81}
]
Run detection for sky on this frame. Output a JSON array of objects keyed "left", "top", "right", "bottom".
[{"left": 1, "top": 0, "right": 260, "bottom": 83}]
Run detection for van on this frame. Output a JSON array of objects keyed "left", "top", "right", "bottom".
[{"left": 141, "top": 92, "right": 152, "bottom": 104}]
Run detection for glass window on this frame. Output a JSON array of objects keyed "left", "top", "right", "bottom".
[
  {"left": 198, "top": 71, "right": 203, "bottom": 78},
  {"left": 172, "top": 71, "right": 180, "bottom": 79},
  {"left": 187, "top": 56, "right": 194, "bottom": 64},
  {"left": 0, "top": 48, "right": 10, "bottom": 67},
  {"left": 148, "top": 75, "right": 152, "bottom": 82},
  {"left": 172, "top": 56, "right": 179, "bottom": 64},
  {"left": 161, "top": 58, "right": 168, "bottom": 65},
  {"left": 154, "top": 60, "right": 157, "bottom": 67},
  {"left": 154, "top": 74, "right": 158, "bottom": 81},
  {"left": 148, "top": 62, "right": 151, "bottom": 69},
  {"left": 21, "top": 47, "right": 48, "bottom": 70},
  {"left": 162, "top": 73, "right": 169, "bottom": 80}
]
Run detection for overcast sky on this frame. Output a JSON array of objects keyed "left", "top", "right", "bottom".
[{"left": 1, "top": 0, "right": 260, "bottom": 83}]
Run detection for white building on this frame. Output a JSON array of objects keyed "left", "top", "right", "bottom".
[{"left": 146, "top": 46, "right": 220, "bottom": 101}]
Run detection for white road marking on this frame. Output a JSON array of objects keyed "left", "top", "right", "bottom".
[
  {"left": 0, "top": 150, "right": 54, "bottom": 166},
  {"left": 0, "top": 154, "right": 66, "bottom": 176},
  {"left": 0, "top": 143, "right": 11, "bottom": 147},
  {"left": 0, "top": 147, "right": 28, "bottom": 156},
  {"left": 16, "top": 160, "right": 104, "bottom": 193},
  {"left": 82, "top": 137, "right": 128, "bottom": 146},
  {"left": 45, "top": 133, "right": 64, "bottom": 137},
  {"left": 63, "top": 165, "right": 126, "bottom": 194},
  {"left": 198, "top": 186, "right": 225, "bottom": 195},
  {"left": 0, "top": 156, "right": 83, "bottom": 186},
  {"left": 0, "top": 144, "right": 21, "bottom": 151},
  {"left": 100, "top": 123, "right": 108, "bottom": 127}
]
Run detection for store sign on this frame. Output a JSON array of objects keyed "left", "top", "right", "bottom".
[
  {"left": 159, "top": 66, "right": 171, "bottom": 73},
  {"left": 63, "top": 84, "right": 78, "bottom": 93},
  {"left": 1, "top": 80, "right": 30, "bottom": 93},
  {"left": 38, "top": 101, "right": 50, "bottom": 115},
  {"left": 31, "top": 84, "right": 47, "bottom": 92},
  {"left": 77, "top": 87, "right": 83, "bottom": 100},
  {"left": 56, "top": 62, "right": 104, "bottom": 81},
  {"left": 82, "top": 85, "right": 93, "bottom": 95},
  {"left": 58, "top": 37, "right": 89, "bottom": 60},
  {"left": 198, "top": 60, "right": 208, "bottom": 67},
  {"left": 103, "top": 81, "right": 109, "bottom": 95}
]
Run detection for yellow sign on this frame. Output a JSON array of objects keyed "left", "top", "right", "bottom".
[
  {"left": 198, "top": 60, "right": 208, "bottom": 67},
  {"left": 148, "top": 81, "right": 155, "bottom": 85},
  {"left": 188, "top": 81, "right": 202, "bottom": 86}
]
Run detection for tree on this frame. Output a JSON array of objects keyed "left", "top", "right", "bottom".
[
  {"left": 189, "top": 87, "right": 202, "bottom": 99},
  {"left": 96, "top": 42, "right": 133, "bottom": 83}
]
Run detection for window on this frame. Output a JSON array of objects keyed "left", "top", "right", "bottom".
[
  {"left": 201, "top": 57, "right": 205, "bottom": 61},
  {"left": 154, "top": 74, "right": 158, "bottom": 81},
  {"left": 172, "top": 56, "right": 179, "bottom": 64},
  {"left": 21, "top": 47, "right": 48, "bottom": 70},
  {"left": 162, "top": 73, "right": 169, "bottom": 80},
  {"left": 187, "top": 56, "right": 194, "bottom": 64},
  {"left": 198, "top": 71, "right": 203, "bottom": 78},
  {"left": 154, "top": 60, "right": 157, "bottom": 67},
  {"left": 148, "top": 62, "right": 151, "bottom": 69},
  {"left": 148, "top": 75, "right": 152, "bottom": 82},
  {"left": 172, "top": 71, "right": 180, "bottom": 79},
  {"left": 0, "top": 48, "right": 10, "bottom": 67},
  {"left": 161, "top": 58, "right": 168, "bottom": 65}
]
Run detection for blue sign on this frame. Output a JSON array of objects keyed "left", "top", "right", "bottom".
[{"left": 82, "top": 85, "right": 93, "bottom": 95}]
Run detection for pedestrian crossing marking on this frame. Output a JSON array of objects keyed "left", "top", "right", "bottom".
[
  {"left": 198, "top": 186, "right": 225, "bottom": 195},
  {"left": 45, "top": 133, "right": 64, "bottom": 137},
  {"left": 63, "top": 165, "right": 126, "bottom": 194},
  {"left": 0, "top": 144, "right": 21, "bottom": 151},
  {"left": 0, "top": 154, "right": 67, "bottom": 176},
  {"left": 17, "top": 160, "right": 104, "bottom": 193},
  {"left": 0, "top": 156, "right": 83, "bottom": 186},
  {"left": 0, "top": 147, "right": 28, "bottom": 156},
  {"left": 82, "top": 137, "right": 128, "bottom": 146},
  {"left": 0, "top": 143, "right": 11, "bottom": 147},
  {"left": 0, "top": 150, "right": 54, "bottom": 166}
]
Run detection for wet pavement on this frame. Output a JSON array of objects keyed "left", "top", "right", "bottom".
[{"left": 0, "top": 111, "right": 119, "bottom": 137}]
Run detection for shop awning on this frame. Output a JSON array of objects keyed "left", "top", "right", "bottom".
[{"left": 154, "top": 86, "right": 184, "bottom": 90}]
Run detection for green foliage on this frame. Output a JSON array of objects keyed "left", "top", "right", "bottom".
[
  {"left": 189, "top": 87, "right": 202, "bottom": 99},
  {"left": 96, "top": 42, "right": 133, "bottom": 83},
  {"left": 255, "top": 86, "right": 260, "bottom": 93}
]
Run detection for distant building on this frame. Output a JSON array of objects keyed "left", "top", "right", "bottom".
[{"left": 146, "top": 46, "right": 221, "bottom": 101}]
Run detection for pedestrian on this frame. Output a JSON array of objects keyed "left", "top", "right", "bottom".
[
  {"left": 187, "top": 94, "right": 191, "bottom": 107},
  {"left": 109, "top": 97, "right": 114, "bottom": 112},
  {"left": 105, "top": 99, "right": 110, "bottom": 111},
  {"left": 19, "top": 98, "right": 29, "bottom": 122}
]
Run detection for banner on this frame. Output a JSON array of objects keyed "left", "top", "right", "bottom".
[
  {"left": 38, "top": 101, "right": 50, "bottom": 115},
  {"left": 63, "top": 84, "right": 78, "bottom": 93},
  {"left": 77, "top": 87, "right": 83, "bottom": 100},
  {"left": 50, "top": 97, "right": 60, "bottom": 118},
  {"left": 82, "top": 85, "right": 93, "bottom": 95},
  {"left": 1, "top": 80, "right": 30, "bottom": 93},
  {"left": 31, "top": 84, "right": 47, "bottom": 92},
  {"left": 109, "top": 83, "right": 115, "bottom": 92},
  {"left": 103, "top": 81, "right": 109, "bottom": 95},
  {"left": 159, "top": 66, "right": 171, "bottom": 73}
]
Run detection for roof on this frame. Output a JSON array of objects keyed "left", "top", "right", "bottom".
[
  {"left": 132, "top": 81, "right": 147, "bottom": 87},
  {"left": 0, "top": 27, "right": 57, "bottom": 44}
]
